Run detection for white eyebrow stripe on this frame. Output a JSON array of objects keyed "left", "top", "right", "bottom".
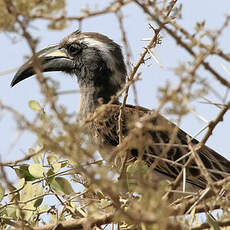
[
  {"left": 82, "top": 37, "right": 115, "bottom": 68},
  {"left": 82, "top": 37, "right": 109, "bottom": 51},
  {"left": 81, "top": 37, "right": 124, "bottom": 86}
]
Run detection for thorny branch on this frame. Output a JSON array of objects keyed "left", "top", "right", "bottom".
[
  {"left": 1, "top": 0, "right": 230, "bottom": 229},
  {"left": 117, "top": 0, "right": 178, "bottom": 181},
  {"left": 135, "top": 0, "right": 230, "bottom": 88}
]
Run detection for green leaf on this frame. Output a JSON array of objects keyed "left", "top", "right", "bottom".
[
  {"left": 100, "top": 199, "right": 110, "bottom": 209},
  {"left": 61, "top": 162, "right": 67, "bottom": 168},
  {"left": 20, "top": 183, "right": 44, "bottom": 221},
  {"left": 20, "top": 183, "right": 42, "bottom": 202},
  {"left": 50, "top": 177, "right": 74, "bottom": 195},
  {"left": 38, "top": 204, "right": 49, "bottom": 213},
  {"left": 29, "top": 164, "right": 45, "bottom": 178},
  {"left": 40, "top": 110, "right": 46, "bottom": 121},
  {"left": 93, "top": 160, "right": 103, "bottom": 166},
  {"left": 47, "top": 169, "right": 55, "bottom": 184},
  {"left": 32, "top": 155, "right": 40, "bottom": 164},
  {"left": 6, "top": 206, "right": 17, "bottom": 218},
  {"left": 7, "top": 185, "right": 19, "bottom": 202},
  {"left": 96, "top": 190, "right": 104, "bottom": 199},
  {"left": 34, "top": 197, "right": 43, "bottom": 208},
  {"left": 126, "top": 160, "right": 149, "bottom": 191},
  {"left": 14, "top": 164, "right": 36, "bottom": 181},
  {"left": 0, "top": 183, "right": 5, "bottom": 202},
  {"left": 28, "top": 100, "right": 41, "bottom": 111},
  {"left": 47, "top": 154, "right": 58, "bottom": 165},
  {"left": 52, "top": 163, "right": 61, "bottom": 173},
  {"left": 17, "top": 178, "right": 25, "bottom": 190},
  {"left": 126, "top": 160, "right": 149, "bottom": 178}
]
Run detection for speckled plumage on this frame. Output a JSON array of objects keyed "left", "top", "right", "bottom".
[
  {"left": 12, "top": 30, "right": 230, "bottom": 192},
  {"left": 88, "top": 103, "right": 230, "bottom": 190}
]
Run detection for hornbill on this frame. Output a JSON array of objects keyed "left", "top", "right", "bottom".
[{"left": 11, "top": 30, "right": 230, "bottom": 193}]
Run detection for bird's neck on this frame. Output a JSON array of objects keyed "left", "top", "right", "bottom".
[
  {"left": 77, "top": 65, "right": 125, "bottom": 119},
  {"left": 78, "top": 85, "right": 118, "bottom": 119}
]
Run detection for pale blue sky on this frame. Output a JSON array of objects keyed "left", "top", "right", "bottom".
[{"left": 1, "top": 0, "right": 230, "bottom": 168}]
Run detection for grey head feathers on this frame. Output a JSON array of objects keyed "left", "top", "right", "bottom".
[
  {"left": 12, "top": 30, "right": 127, "bottom": 117},
  {"left": 60, "top": 31, "right": 127, "bottom": 116},
  {"left": 60, "top": 30, "right": 127, "bottom": 91}
]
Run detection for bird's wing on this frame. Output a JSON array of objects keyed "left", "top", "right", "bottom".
[{"left": 92, "top": 104, "right": 230, "bottom": 190}]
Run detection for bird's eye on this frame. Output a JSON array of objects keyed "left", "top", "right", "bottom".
[{"left": 67, "top": 43, "right": 82, "bottom": 56}]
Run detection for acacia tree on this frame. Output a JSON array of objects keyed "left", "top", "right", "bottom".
[{"left": 1, "top": 0, "right": 230, "bottom": 229}]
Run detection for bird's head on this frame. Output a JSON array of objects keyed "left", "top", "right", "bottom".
[{"left": 11, "top": 31, "right": 127, "bottom": 106}]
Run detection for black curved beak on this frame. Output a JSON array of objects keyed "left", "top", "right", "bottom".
[{"left": 11, "top": 45, "right": 75, "bottom": 87}]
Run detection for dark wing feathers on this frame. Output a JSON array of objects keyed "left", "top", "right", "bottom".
[{"left": 92, "top": 104, "right": 230, "bottom": 190}]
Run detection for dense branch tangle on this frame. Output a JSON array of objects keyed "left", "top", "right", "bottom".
[{"left": 1, "top": 1, "right": 230, "bottom": 230}]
